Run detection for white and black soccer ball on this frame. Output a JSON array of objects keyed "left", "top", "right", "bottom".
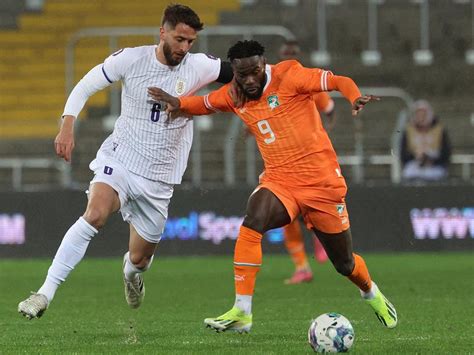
[{"left": 308, "top": 312, "right": 355, "bottom": 353}]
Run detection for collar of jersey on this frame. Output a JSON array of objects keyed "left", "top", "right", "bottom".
[{"left": 262, "top": 64, "right": 272, "bottom": 94}]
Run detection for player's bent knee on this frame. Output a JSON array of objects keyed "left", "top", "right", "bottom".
[
  {"left": 242, "top": 216, "right": 266, "bottom": 234},
  {"left": 334, "top": 259, "right": 355, "bottom": 276},
  {"left": 83, "top": 207, "right": 110, "bottom": 230},
  {"left": 129, "top": 252, "right": 153, "bottom": 270}
]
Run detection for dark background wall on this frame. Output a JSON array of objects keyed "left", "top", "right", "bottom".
[{"left": 0, "top": 185, "right": 473, "bottom": 258}]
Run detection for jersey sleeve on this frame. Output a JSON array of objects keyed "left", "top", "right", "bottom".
[
  {"left": 62, "top": 64, "right": 112, "bottom": 118},
  {"left": 63, "top": 48, "right": 141, "bottom": 118},
  {"left": 313, "top": 92, "right": 334, "bottom": 114},
  {"left": 191, "top": 53, "right": 222, "bottom": 86},
  {"left": 288, "top": 64, "right": 331, "bottom": 94},
  {"left": 101, "top": 48, "right": 134, "bottom": 83},
  {"left": 289, "top": 64, "right": 361, "bottom": 104},
  {"left": 180, "top": 84, "right": 234, "bottom": 115}
]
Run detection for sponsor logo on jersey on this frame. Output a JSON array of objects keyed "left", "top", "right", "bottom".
[
  {"left": 336, "top": 204, "right": 345, "bottom": 214},
  {"left": 175, "top": 78, "right": 186, "bottom": 95},
  {"left": 267, "top": 94, "right": 280, "bottom": 109}
]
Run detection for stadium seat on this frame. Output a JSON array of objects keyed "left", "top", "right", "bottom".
[{"left": 0, "top": 0, "right": 239, "bottom": 139}]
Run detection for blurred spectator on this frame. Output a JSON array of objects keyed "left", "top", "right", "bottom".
[
  {"left": 400, "top": 100, "right": 451, "bottom": 182},
  {"left": 25, "top": 0, "right": 44, "bottom": 11},
  {"left": 278, "top": 39, "right": 301, "bottom": 60}
]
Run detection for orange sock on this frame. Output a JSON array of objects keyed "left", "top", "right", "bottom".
[
  {"left": 283, "top": 220, "right": 309, "bottom": 270},
  {"left": 347, "top": 253, "right": 372, "bottom": 292},
  {"left": 234, "top": 226, "right": 263, "bottom": 295}
]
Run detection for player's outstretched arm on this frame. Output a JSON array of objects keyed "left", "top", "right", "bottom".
[
  {"left": 293, "top": 65, "right": 379, "bottom": 117},
  {"left": 326, "top": 75, "right": 379, "bottom": 116},
  {"left": 54, "top": 115, "right": 75, "bottom": 162},
  {"left": 148, "top": 86, "right": 232, "bottom": 116},
  {"left": 58, "top": 63, "right": 116, "bottom": 162}
]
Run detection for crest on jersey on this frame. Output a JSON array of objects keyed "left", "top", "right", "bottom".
[
  {"left": 267, "top": 95, "right": 280, "bottom": 109},
  {"left": 336, "top": 204, "right": 345, "bottom": 215},
  {"left": 175, "top": 78, "right": 186, "bottom": 95}
]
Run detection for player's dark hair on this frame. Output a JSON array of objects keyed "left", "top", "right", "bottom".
[
  {"left": 227, "top": 40, "right": 265, "bottom": 61},
  {"left": 161, "top": 4, "right": 204, "bottom": 31}
]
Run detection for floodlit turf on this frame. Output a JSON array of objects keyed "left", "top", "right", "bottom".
[{"left": 1, "top": 253, "right": 473, "bottom": 354}]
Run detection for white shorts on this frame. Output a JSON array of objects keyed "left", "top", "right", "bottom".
[{"left": 89, "top": 150, "right": 173, "bottom": 243}]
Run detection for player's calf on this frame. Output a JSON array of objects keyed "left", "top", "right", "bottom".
[{"left": 334, "top": 259, "right": 355, "bottom": 276}]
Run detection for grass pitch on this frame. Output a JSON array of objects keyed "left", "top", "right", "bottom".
[{"left": 1, "top": 253, "right": 473, "bottom": 354}]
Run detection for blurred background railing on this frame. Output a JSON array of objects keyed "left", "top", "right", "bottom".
[{"left": 0, "top": 0, "right": 473, "bottom": 191}]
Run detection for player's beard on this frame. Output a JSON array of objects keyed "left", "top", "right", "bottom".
[
  {"left": 163, "top": 41, "right": 184, "bottom": 66},
  {"left": 238, "top": 79, "right": 265, "bottom": 100}
]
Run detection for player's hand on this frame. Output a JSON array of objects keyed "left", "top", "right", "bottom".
[
  {"left": 352, "top": 95, "right": 380, "bottom": 116},
  {"left": 147, "top": 87, "right": 181, "bottom": 113},
  {"left": 54, "top": 115, "right": 75, "bottom": 162},
  {"left": 228, "top": 79, "right": 246, "bottom": 108}
]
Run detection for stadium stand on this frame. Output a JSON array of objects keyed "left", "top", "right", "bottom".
[
  {"left": 0, "top": 0, "right": 472, "bottom": 189},
  {"left": 0, "top": 0, "right": 239, "bottom": 189},
  {"left": 0, "top": 0, "right": 238, "bottom": 139}
]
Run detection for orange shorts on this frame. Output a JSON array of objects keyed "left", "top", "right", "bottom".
[{"left": 255, "top": 177, "right": 350, "bottom": 234}]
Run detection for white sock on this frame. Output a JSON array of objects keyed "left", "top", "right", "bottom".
[
  {"left": 360, "top": 281, "right": 378, "bottom": 300},
  {"left": 37, "top": 217, "right": 97, "bottom": 303},
  {"left": 234, "top": 294, "right": 253, "bottom": 315},
  {"left": 123, "top": 252, "right": 154, "bottom": 281}
]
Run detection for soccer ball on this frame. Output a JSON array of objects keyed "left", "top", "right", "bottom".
[{"left": 308, "top": 312, "right": 355, "bottom": 353}]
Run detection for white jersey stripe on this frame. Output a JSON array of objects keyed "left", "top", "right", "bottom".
[
  {"left": 320, "top": 71, "right": 326, "bottom": 92},
  {"left": 234, "top": 262, "right": 262, "bottom": 267},
  {"left": 204, "top": 94, "right": 213, "bottom": 110},
  {"left": 204, "top": 94, "right": 220, "bottom": 112}
]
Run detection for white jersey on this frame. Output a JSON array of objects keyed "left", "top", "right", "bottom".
[{"left": 63, "top": 45, "right": 221, "bottom": 183}]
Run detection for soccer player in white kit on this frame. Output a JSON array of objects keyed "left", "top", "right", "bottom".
[{"left": 18, "top": 4, "right": 233, "bottom": 319}]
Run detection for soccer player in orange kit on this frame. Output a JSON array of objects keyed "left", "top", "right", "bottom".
[{"left": 148, "top": 40, "right": 398, "bottom": 332}]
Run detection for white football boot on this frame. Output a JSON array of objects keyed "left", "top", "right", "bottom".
[
  {"left": 123, "top": 255, "right": 145, "bottom": 308},
  {"left": 18, "top": 293, "right": 48, "bottom": 319}
]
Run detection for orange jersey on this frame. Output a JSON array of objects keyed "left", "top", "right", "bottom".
[{"left": 180, "top": 60, "right": 361, "bottom": 186}]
